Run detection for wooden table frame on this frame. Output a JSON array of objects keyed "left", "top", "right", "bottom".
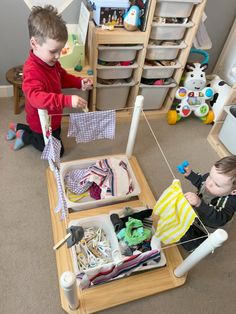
[{"left": 46, "top": 156, "right": 187, "bottom": 314}]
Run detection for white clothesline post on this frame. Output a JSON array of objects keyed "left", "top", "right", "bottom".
[
  {"left": 126, "top": 95, "right": 144, "bottom": 159},
  {"left": 174, "top": 229, "right": 228, "bottom": 277},
  {"left": 38, "top": 109, "right": 50, "bottom": 145},
  {"left": 60, "top": 271, "right": 80, "bottom": 310}
]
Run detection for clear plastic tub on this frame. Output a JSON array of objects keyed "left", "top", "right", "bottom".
[
  {"left": 96, "top": 80, "right": 135, "bottom": 110},
  {"left": 146, "top": 41, "right": 187, "bottom": 60},
  {"left": 97, "top": 63, "right": 138, "bottom": 79},
  {"left": 142, "top": 61, "right": 181, "bottom": 79},
  {"left": 155, "top": 0, "right": 202, "bottom": 18},
  {"left": 150, "top": 21, "right": 194, "bottom": 40},
  {"left": 98, "top": 45, "right": 143, "bottom": 62},
  {"left": 60, "top": 154, "right": 141, "bottom": 211},
  {"left": 139, "top": 82, "right": 176, "bottom": 110}
]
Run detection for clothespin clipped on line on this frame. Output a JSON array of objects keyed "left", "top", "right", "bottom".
[{"left": 53, "top": 225, "right": 84, "bottom": 250}]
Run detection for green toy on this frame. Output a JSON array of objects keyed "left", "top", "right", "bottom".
[{"left": 117, "top": 217, "right": 151, "bottom": 246}]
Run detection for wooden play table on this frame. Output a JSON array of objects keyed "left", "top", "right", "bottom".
[{"left": 46, "top": 156, "right": 186, "bottom": 313}]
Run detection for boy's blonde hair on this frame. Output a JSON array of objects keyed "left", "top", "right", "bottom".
[
  {"left": 28, "top": 5, "right": 68, "bottom": 45},
  {"left": 215, "top": 155, "right": 236, "bottom": 189}
]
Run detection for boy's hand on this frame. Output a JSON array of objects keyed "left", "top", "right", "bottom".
[
  {"left": 184, "top": 192, "right": 201, "bottom": 207},
  {"left": 71, "top": 95, "right": 88, "bottom": 110},
  {"left": 82, "top": 78, "right": 93, "bottom": 91}
]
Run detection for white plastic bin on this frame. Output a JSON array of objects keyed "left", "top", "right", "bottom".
[
  {"left": 96, "top": 80, "right": 135, "bottom": 110},
  {"left": 139, "top": 82, "right": 176, "bottom": 110},
  {"left": 98, "top": 45, "right": 143, "bottom": 62},
  {"left": 69, "top": 215, "right": 122, "bottom": 277},
  {"left": 92, "top": 0, "right": 130, "bottom": 26},
  {"left": 155, "top": 0, "right": 202, "bottom": 18},
  {"left": 219, "top": 105, "right": 236, "bottom": 154},
  {"left": 146, "top": 41, "right": 186, "bottom": 60},
  {"left": 143, "top": 61, "right": 181, "bottom": 79},
  {"left": 97, "top": 63, "right": 138, "bottom": 79},
  {"left": 60, "top": 154, "right": 141, "bottom": 211},
  {"left": 150, "top": 21, "right": 193, "bottom": 40}
]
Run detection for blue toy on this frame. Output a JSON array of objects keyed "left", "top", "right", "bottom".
[
  {"left": 123, "top": 5, "right": 141, "bottom": 31},
  {"left": 177, "top": 160, "right": 189, "bottom": 174}
]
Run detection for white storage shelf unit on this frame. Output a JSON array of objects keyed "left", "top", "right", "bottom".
[{"left": 96, "top": 45, "right": 143, "bottom": 110}]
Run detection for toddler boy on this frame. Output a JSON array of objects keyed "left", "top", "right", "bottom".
[{"left": 5, "top": 5, "right": 92, "bottom": 156}]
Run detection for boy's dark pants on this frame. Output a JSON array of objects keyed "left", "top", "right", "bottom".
[{"left": 16, "top": 123, "right": 64, "bottom": 156}]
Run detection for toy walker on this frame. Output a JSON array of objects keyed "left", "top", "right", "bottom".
[{"left": 168, "top": 49, "right": 215, "bottom": 125}]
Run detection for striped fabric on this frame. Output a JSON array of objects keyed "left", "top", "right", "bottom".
[
  {"left": 153, "top": 179, "right": 197, "bottom": 244},
  {"left": 67, "top": 110, "right": 116, "bottom": 143}
]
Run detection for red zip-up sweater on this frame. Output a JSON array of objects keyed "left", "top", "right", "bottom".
[{"left": 22, "top": 51, "right": 82, "bottom": 133}]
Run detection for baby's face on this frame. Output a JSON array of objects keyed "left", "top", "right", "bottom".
[
  {"left": 205, "top": 166, "right": 234, "bottom": 196},
  {"left": 32, "top": 37, "right": 65, "bottom": 66}
]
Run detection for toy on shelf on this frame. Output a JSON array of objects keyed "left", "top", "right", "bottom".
[
  {"left": 167, "top": 49, "right": 215, "bottom": 125},
  {"left": 123, "top": 5, "right": 141, "bottom": 31},
  {"left": 176, "top": 160, "right": 189, "bottom": 174}
]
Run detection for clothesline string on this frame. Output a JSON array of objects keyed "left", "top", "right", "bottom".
[
  {"left": 141, "top": 110, "right": 176, "bottom": 180},
  {"left": 140, "top": 110, "right": 209, "bottom": 237},
  {"left": 48, "top": 106, "right": 136, "bottom": 117}
]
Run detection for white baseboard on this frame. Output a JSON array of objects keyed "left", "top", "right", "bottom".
[{"left": 0, "top": 85, "right": 13, "bottom": 97}]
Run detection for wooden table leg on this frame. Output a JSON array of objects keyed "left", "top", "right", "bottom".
[{"left": 14, "top": 85, "right": 20, "bottom": 114}]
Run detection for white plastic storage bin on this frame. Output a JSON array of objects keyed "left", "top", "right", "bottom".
[
  {"left": 98, "top": 45, "right": 143, "bottom": 62},
  {"left": 139, "top": 82, "right": 176, "bottom": 110},
  {"left": 219, "top": 105, "right": 236, "bottom": 154},
  {"left": 69, "top": 215, "right": 122, "bottom": 277},
  {"left": 97, "top": 63, "right": 138, "bottom": 79},
  {"left": 60, "top": 154, "right": 141, "bottom": 211},
  {"left": 96, "top": 80, "right": 135, "bottom": 110},
  {"left": 150, "top": 21, "right": 193, "bottom": 40},
  {"left": 146, "top": 41, "right": 186, "bottom": 60},
  {"left": 142, "top": 61, "right": 181, "bottom": 79},
  {"left": 155, "top": 0, "right": 202, "bottom": 18},
  {"left": 92, "top": 0, "right": 130, "bottom": 26}
]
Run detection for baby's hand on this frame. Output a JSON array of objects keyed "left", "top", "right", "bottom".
[
  {"left": 183, "top": 166, "right": 191, "bottom": 177},
  {"left": 184, "top": 192, "right": 201, "bottom": 207},
  {"left": 82, "top": 78, "right": 93, "bottom": 91},
  {"left": 71, "top": 95, "right": 88, "bottom": 110}
]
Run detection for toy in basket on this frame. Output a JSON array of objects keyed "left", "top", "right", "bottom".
[{"left": 167, "top": 49, "right": 215, "bottom": 125}]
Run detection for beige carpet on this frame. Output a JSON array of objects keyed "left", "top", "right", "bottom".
[{"left": 0, "top": 98, "right": 235, "bottom": 314}]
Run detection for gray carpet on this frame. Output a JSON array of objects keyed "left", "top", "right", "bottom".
[{"left": 1, "top": 98, "right": 235, "bottom": 314}]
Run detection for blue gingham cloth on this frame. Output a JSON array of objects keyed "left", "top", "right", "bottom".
[
  {"left": 64, "top": 168, "right": 93, "bottom": 195},
  {"left": 41, "top": 136, "right": 68, "bottom": 220},
  {"left": 41, "top": 136, "right": 61, "bottom": 166},
  {"left": 67, "top": 110, "right": 116, "bottom": 143}
]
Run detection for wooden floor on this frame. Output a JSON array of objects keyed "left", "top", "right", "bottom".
[{"left": 46, "top": 156, "right": 187, "bottom": 314}]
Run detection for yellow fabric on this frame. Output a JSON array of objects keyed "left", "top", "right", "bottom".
[
  {"left": 153, "top": 179, "right": 197, "bottom": 244},
  {"left": 66, "top": 190, "right": 89, "bottom": 203}
]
